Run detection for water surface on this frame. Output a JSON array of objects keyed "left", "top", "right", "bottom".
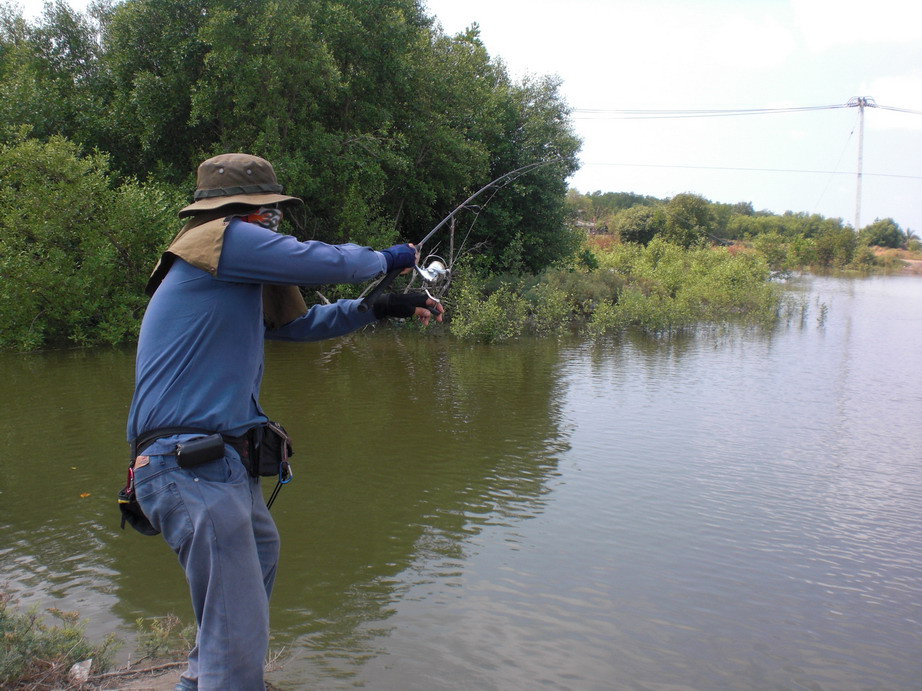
[{"left": 1, "top": 275, "right": 920, "bottom": 689}]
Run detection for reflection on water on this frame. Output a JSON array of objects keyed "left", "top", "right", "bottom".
[{"left": 1, "top": 275, "right": 920, "bottom": 689}]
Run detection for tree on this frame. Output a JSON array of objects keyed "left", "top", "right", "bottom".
[
  {"left": 0, "top": 135, "right": 181, "bottom": 349},
  {"left": 0, "top": 3, "right": 63, "bottom": 141},
  {"left": 661, "top": 193, "right": 713, "bottom": 248},
  {"left": 613, "top": 205, "right": 665, "bottom": 245},
  {"left": 2, "top": 0, "right": 581, "bottom": 283},
  {"left": 859, "top": 218, "right": 903, "bottom": 249},
  {"left": 458, "top": 72, "right": 581, "bottom": 274},
  {"left": 95, "top": 0, "right": 212, "bottom": 181},
  {"left": 814, "top": 225, "right": 857, "bottom": 267}
]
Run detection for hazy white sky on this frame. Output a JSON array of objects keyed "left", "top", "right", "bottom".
[
  {"left": 16, "top": 0, "right": 922, "bottom": 230},
  {"left": 423, "top": 0, "right": 922, "bottom": 231}
]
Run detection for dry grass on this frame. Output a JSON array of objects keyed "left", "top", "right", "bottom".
[{"left": 872, "top": 247, "right": 922, "bottom": 274}]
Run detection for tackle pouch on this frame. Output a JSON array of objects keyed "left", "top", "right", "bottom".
[
  {"left": 249, "top": 421, "right": 294, "bottom": 477},
  {"left": 118, "top": 466, "right": 159, "bottom": 536},
  {"left": 176, "top": 433, "right": 225, "bottom": 468}
]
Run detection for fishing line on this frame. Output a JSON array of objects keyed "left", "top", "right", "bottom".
[
  {"left": 811, "top": 108, "right": 860, "bottom": 216},
  {"left": 358, "top": 158, "right": 564, "bottom": 306}
]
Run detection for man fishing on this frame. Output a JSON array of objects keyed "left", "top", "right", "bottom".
[{"left": 124, "top": 153, "right": 442, "bottom": 690}]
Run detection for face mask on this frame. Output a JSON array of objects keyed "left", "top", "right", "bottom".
[{"left": 238, "top": 206, "right": 283, "bottom": 230}]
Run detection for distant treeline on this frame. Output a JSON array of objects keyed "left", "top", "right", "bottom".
[{"left": 567, "top": 190, "right": 919, "bottom": 270}]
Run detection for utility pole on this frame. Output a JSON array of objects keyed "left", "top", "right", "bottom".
[{"left": 847, "top": 96, "right": 877, "bottom": 231}]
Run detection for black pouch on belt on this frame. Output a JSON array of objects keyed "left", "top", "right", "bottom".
[
  {"left": 175, "top": 433, "right": 225, "bottom": 468},
  {"left": 249, "top": 421, "right": 294, "bottom": 477},
  {"left": 118, "top": 465, "right": 159, "bottom": 536}
]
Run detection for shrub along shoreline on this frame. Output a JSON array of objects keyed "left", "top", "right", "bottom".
[
  {"left": 446, "top": 236, "right": 782, "bottom": 343},
  {"left": 1, "top": 138, "right": 915, "bottom": 351}
]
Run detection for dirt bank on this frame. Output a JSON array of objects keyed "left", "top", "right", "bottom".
[{"left": 872, "top": 248, "right": 922, "bottom": 275}]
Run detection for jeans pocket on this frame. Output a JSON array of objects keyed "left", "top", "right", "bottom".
[
  {"left": 188, "top": 455, "right": 233, "bottom": 483},
  {"left": 137, "top": 480, "right": 193, "bottom": 552},
  {"left": 189, "top": 451, "right": 248, "bottom": 485}
]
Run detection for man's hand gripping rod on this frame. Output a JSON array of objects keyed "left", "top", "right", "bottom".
[{"left": 358, "top": 160, "right": 556, "bottom": 312}]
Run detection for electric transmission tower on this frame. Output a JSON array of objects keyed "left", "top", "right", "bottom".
[{"left": 847, "top": 96, "right": 877, "bottom": 230}]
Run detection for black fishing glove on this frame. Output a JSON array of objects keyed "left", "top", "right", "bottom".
[{"left": 372, "top": 293, "right": 431, "bottom": 320}]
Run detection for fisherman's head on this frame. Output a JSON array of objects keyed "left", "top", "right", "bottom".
[{"left": 179, "top": 153, "right": 303, "bottom": 220}]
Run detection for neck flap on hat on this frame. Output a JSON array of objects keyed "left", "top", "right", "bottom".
[{"left": 145, "top": 214, "right": 308, "bottom": 329}]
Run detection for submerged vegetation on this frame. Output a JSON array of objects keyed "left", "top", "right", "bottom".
[
  {"left": 447, "top": 236, "right": 780, "bottom": 343},
  {"left": 444, "top": 191, "right": 918, "bottom": 343}
]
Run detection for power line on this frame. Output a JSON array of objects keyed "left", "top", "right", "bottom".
[
  {"left": 877, "top": 104, "right": 922, "bottom": 115},
  {"left": 572, "top": 103, "right": 849, "bottom": 120},
  {"left": 573, "top": 99, "right": 921, "bottom": 228},
  {"left": 580, "top": 161, "right": 922, "bottom": 180},
  {"left": 571, "top": 101, "right": 922, "bottom": 120}
]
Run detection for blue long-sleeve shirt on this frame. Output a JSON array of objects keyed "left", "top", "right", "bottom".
[{"left": 127, "top": 219, "right": 385, "bottom": 440}]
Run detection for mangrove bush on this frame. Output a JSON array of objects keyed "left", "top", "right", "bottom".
[
  {"left": 0, "top": 135, "right": 182, "bottom": 349},
  {"left": 448, "top": 237, "right": 780, "bottom": 342}
]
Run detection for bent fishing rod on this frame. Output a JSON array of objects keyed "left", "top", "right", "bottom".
[{"left": 358, "top": 158, "right": 561, "bottom": 311}]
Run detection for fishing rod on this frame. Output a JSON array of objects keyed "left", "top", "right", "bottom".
[{"left": 358, "top": 158, "right": 561, "bottom": 311}]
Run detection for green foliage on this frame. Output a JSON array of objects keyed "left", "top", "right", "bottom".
[
  {"left": 449, "top": 237, "right": 779, "bottom": 341},
  {"left": 751, "top": 231, "right": 790, "bottom": 271},
  {"left": 1, "top": 0, "right": 581, "bottom": 302},
  {"left": 0, "top": 1, "right": 103, "bottom": 145},
  {"left": 449, "top": 282, "right": 528, "bottom": 343},
  {"left": 0, "top": 591, "right": 117, "bottom": 687},
  {"left": 566, "top": 189, "right": 659, "bottom": 226},
  {"left": 661, "top": 193, "right": 713, "bottom": 249},
  {"left": 813, "top": 225, "right": 857, "bottom": 267},
  {"left": 0, "top": 135, "right": 182, "bottom": 349},
  {"left": 464, "top": 72, "right": 582, "bottom": 274},
  {"left": 568, "top": 188, "right": 888, "bottom": 272},
  {"left": 851, "top": 245, "right": 878, "bottom": 268},
  {"left": 859, "top": 217, "right": 904, "bottom": 248},
  {"left": 612, "top": 204, "right": 664, "bottom": 245},
  {"left": 2, "top": 0, "right": 908, "bottom": 349},
  {"left": 526, "top": 281, "right": 573, "bottom": 335},
  {"left": 788, "top": 235, "right": 817, "bottom": 267},
  {"left": 591, "top": 237, "right": 778, "bottom": 334},
  {"left": 136, "top": 613, "right": 195, "bottom": 660}
]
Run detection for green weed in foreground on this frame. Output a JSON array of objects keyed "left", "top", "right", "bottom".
[
  {"left": 449, "top": 237, "right": 781, "bottom": 342},
  {"left": 0, "top": 591, "right": 118, "bottom": 687},
  {"left": 135, "top": 614, "right": 196, "bottom": 661}
]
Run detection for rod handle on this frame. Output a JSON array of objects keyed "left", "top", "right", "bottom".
[{"left": 358, "top": 269, "right": 401, "bottom": 312}]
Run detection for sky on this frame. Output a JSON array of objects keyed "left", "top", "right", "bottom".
[
  {"left": 15, "top": 0, "right": 922, "bottom": 231},
  {"left": 422, "top": 0, "right": 922, "bottom": 232}
]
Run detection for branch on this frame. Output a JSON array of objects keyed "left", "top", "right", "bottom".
[{"left": 90, "top": 660, "right": 186, "bottom": 681}]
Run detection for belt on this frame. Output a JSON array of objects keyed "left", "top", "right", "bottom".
[{"left": 132, "top": 426, "right": 251, "bottom": 459}]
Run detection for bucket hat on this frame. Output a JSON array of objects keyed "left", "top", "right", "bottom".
[{"left": 178, "top": 153, "right": 303, "bottom": 218}]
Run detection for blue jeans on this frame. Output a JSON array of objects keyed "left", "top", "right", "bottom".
[{"left": 134, "top": 436, "right": 279, "bottom": 690}]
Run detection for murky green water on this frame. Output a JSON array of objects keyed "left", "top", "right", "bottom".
[{"left": 2, "top": 275, "right": 921, "bottom": 689}]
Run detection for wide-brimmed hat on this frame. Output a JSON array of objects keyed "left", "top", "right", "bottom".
[{"left": 178, "top": 153, "right": 303, "bottom": 217}]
